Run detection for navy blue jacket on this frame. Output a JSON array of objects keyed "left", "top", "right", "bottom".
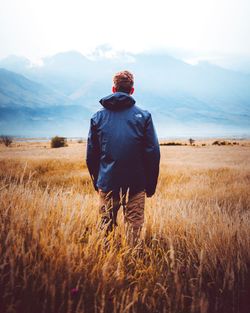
[{"left": 86, "top": 92, "right": 160, "bottom": 196}]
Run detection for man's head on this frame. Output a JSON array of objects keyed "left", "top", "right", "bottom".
[{"left": 112, "top": 70, "right": 134, "bottom": 95}]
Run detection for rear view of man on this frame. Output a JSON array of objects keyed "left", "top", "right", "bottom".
[{"left": 86, "top": 70, "right": 160, "bottom": 246}]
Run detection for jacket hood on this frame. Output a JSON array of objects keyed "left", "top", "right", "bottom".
[{"left": 99, "top": 92, "right": 136, "bottom": 110}]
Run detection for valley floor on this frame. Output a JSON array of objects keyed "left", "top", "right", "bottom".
[{"left": 0, "top": 140, "right": 249, "bottom": 313}]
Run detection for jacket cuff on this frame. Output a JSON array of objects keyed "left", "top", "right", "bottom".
[{"left": 145, "top": 187, "right": 155, "bottom": 197}]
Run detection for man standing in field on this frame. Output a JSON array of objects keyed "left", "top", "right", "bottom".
[{"left": 86, "top": 70, "right": 160, "bottom": 246}]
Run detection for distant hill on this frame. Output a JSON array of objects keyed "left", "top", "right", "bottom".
[
  {"left": 0, "top": 68, "right": 71, "bottom": 108},
  {"left": 0, "top": 50, "right": 249, "bottom": 137},
  {"left": 0, "top": 68, "right": 91, "bottom": 136}
]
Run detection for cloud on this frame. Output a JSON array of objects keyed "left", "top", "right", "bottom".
[{"left": 0, "top": 0, "right": 250, "bottom": 61}]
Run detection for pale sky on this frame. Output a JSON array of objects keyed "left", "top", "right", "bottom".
[{"left": 0, "top": 0, "right": 250, "bottom": 61}]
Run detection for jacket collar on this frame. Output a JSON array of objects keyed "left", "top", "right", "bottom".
[{"left": 99, "top": 92, "right": 136, "bottom": 111}]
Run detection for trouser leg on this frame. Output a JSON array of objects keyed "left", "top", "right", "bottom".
[
  {"left": 123, "top": 190, "right": 145, "bottom": 246},
  {"left": 99, "top": 189, "right": 120, "bottom": 235}
]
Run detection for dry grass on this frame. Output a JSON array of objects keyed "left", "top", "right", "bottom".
[{"left": 0, "top": 140, "right": 250, "bottom": 313}]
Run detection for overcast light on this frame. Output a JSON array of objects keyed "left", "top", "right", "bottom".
[{"left": 0, "top": 0, "right": 250, "bottom": 61}]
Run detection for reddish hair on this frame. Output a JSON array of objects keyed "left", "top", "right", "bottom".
[{"left": 113, "top": 70, "right": 134, "bottom": 93}]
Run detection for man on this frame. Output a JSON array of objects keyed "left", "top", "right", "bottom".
[{"left": 86, "top": 70, "right": 160, "bottom": 246}]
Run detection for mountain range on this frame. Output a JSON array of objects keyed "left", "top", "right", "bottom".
[{"left": 0, "top": 48, "right": 249, "bottom": 138}]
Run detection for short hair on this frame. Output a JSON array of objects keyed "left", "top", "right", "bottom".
[{"left": 113, "top": 70, "right": 134, "bottom": 93}]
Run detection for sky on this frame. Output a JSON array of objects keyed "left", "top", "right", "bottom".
[{"left": 0, "top": 0, "right": 250, "bottom": 63}]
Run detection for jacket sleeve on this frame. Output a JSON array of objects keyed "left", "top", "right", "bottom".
[
  {"left": 143, "top": 113, "right": 160, "bottom": 197},
  {"left": 86, "top": 116, "right": 100, "bottom": 191}
]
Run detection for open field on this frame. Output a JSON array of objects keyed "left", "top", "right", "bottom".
[{"left": 0, "top": 140, "right": 250, "bottom": 313}]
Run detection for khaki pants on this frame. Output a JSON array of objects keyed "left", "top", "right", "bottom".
[{"left": 98, "top": 188, "right": 145, "bottom": 246}]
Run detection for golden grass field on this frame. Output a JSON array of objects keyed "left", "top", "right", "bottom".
[{"left": 0, "top": 139, "right": 250, "bottom": 313}]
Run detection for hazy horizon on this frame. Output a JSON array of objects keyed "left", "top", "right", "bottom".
[
  {"left": 1, "top": 0, "right": 250, "bottom": 72},
  {"left": 1, "top": 47, "right": 250, "bottom": 75},
  {"left": 0, "top": 0, "right": 250, "bottom": 138}
]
